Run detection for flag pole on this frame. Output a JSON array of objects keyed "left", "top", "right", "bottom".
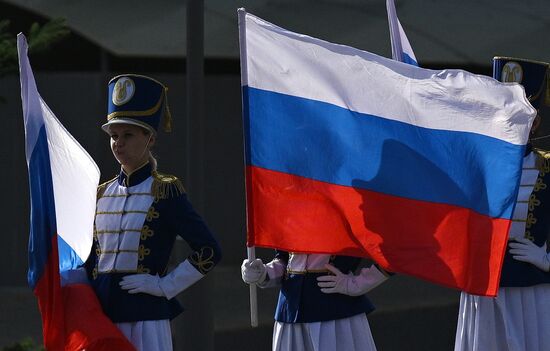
[
  {"left": 238, "top": 8, "right": 259, "bottom": 328},
  {"left": 247, "top": 246, "right": 259, "bottom": 327}
]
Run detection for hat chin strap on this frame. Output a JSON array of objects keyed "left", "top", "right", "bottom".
[{"left": 138, "top": 134, "right": 153, "bottom": 163}]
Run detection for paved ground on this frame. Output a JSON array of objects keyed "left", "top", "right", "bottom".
[{"left": 0, "top": 264, "right": 460, "bottom": 350}]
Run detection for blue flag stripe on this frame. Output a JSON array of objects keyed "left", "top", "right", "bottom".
[
  {"left": 27, "top": 126, "right": 57, "bottom": 289},
  {"left": 244, "top": 86, "right": 524, "bottom": 219},
  {"left": 402, "top": 52, "right": 417, "bottom": 66}
]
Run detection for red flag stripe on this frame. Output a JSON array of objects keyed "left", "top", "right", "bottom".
[{"left": 246, "top": 166, "right": 509, "bottom": 296}]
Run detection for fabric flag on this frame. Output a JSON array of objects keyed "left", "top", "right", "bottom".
[
  {"left": 238, "top": 10, "right": 537, "bottom": 296},
  {"left": 18, "top": 33, "right": 135, "bottom": 350},
  {"left": 386, "top": 0, "right": 418, "bottom": 66}
]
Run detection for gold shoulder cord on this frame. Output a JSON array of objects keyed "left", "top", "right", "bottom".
[
  {"left": 151, "top": 171, "right": 186, "bottom": 200},
  {"left": 97, "top": 175, "right": 118, "bottom": 200},
  {"left": 534, "top": 149, "right": 550, "bottom": 175}
]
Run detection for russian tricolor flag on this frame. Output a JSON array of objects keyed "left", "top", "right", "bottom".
[
  {"left": 18, "top": 34, "right": 135, "bottom": 350},
  {"left": 386, "top": 0, "right": 418, "bottom": 66},
  {"left": 238, "top": 11, "right": 536, "bottom": 296}
]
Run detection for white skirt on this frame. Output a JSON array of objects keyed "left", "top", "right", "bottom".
[
  {"left": 273, "top": 313, "right": 377, "bottom": 351},
  {"left": 455, "top": 285, "right": 550, "bottom": 351},
  {"left": 116, "top": 319, "right": 172, "bottom": 351}
]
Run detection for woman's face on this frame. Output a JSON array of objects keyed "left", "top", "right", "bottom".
[{"left": 108, "top": 123, "right": 155, "bottom": 173}]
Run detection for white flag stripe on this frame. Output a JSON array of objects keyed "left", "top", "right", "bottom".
[
  {"left": 243, "top": 12, "right": 535, "bottom": 145},
  {"left": 386, "top": 0, "right": 417, "bottom": 64},
  {"left": 387, "top": 0, "right": 403, "bottom": 61},
  {"left": 18, "top": 35, "right": 45, "bottom": 164},
  {"left": 42, "top": 100, "right": 99, "bottom": 263},
  {"left": 18, "top": 33, "right": 100, "bottom": 265},
  {"left": 397, "top": 20, "right": 416, "bottom": 62}
]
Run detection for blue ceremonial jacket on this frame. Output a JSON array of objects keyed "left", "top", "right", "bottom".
[
  {"left": 500, "top": 148, "right": 550, "bottom": 287},
  {"left": 85, "top": 162, "right": 222, "bottom": 322},
  {"left": 273, "top": 252, "right": 375, "bottom": 323}
]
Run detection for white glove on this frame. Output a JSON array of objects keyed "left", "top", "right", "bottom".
[
  {"left": 119, "top": 260, "right": 204, "bottom": 299},
  {"left": 509, "top": 237, "right": 550, "bottom": 272},
  {"left": 317, "top": 263, "right": 388, "bottom": 296},
  {"left": 119, "top": 274, "right": 165, "bottom": 297},
  {"left": 158, "top": 260, "right": 204, "bottom": 299},
  {"left": 241, "top": 258, "right": 267, "bottom": 285}
]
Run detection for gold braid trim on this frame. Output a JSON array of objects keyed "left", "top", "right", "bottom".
[
  {"left": 151, "top": 171, "right": 186, "bottom": 200},
  {"left": 97, "top": 175, "right": 118, "bottom": 200},
  {"left": 534, "top": 148, "right": 550, "bottom": 175},
  {"left": 188, "top": 247, "right": 216, "bottom": 274}
]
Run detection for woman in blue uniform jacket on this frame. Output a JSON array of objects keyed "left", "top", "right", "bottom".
[
  {"left": 455, "top": 57, "right": 550, "bottom": 351},
  {"left": 85, "top": 74, "right": 222, "bottom": 351},
  {"left": 242, "top": 251, "right": 388, "bottom": 351}
]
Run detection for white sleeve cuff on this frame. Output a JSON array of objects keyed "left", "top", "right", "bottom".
[
  {"left": 258, "top": 258, "right": 286, "bottom": 288},
  {"left": 159, "top": 260, "right": 204, "bottom": 299}
]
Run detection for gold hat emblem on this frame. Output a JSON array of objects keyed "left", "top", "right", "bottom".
[
  {"left": 501, "top": 61, "right": 523, "bottom": 83},
  {"left": 112, "top": 77, "right": 135, "bottom": 106}
]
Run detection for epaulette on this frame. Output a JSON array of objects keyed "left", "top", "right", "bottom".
[
  {"left": 97, "top": 175, "right": 118, "bottom": 200},
  {"left": 151, "top": 171, "right": 186, "bottom": 200},
  {"left": 534, "top": 148, "right": 550, "bottom": 174}
]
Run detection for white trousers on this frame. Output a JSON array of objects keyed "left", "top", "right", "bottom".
[
  {"left": 455, "top": 285, "right": 550, "bottom": 351},
  {"left": 273, "top": 313, "right": 377, "bottom": 351},
  {"left": 116, "top": 319, "right": 172, "bottom": 351}
]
